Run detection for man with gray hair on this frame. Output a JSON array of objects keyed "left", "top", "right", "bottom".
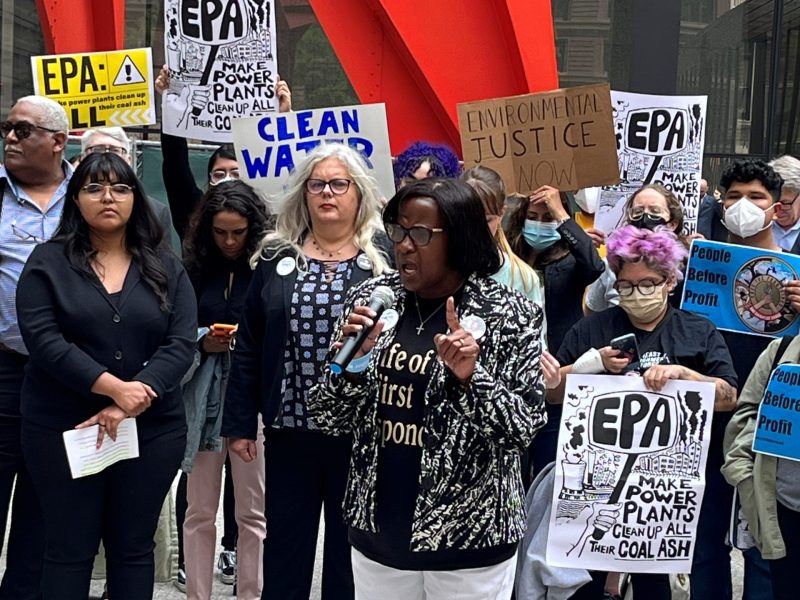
[
  {"left": 80, "top": 126, "right": 179, "bottom": 251},
  {"left": 769, "top": 155, "right": 800, "bottom": 253},
  {"left": 0, "top": 94, "right": 72, "bottom": 598}
]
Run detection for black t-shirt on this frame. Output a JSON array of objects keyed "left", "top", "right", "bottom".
[
  {"left": 557, "top": 306, "right": 738, "bottom": 467},
  {"left": 349, "top": 292, "right": 516, "bottom": 570},
  {"left": 191, "top": 257, "right": 253, "bottom": 327}
]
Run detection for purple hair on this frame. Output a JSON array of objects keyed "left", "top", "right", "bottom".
[
  {"left": 393, "top": 141, "right": 461, "bottom": 186},
  {"left": 607, "top": 225, "right": 688, "bottom": 281}
]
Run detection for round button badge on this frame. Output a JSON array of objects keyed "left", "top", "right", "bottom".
[
  {"left": 461, "top": 314, "right": 487, "bottom": 340},
  {"left": 276, "top": 256, "right": 296, "bottom": 276},
  {"left": 379, "top": 308, "right": 399, "bottom": 331},
  {"left": 356, "top": 254, "right": 372, "bottom": 271}
]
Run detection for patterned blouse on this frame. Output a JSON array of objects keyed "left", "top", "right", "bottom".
[{"left": 278, "top": 257, "right": 354, "bottom": 429}]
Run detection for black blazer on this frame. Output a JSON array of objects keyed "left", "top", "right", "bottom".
[
  {"left": 17, "top": 241, "right": 197, "bottom": 432},
  {"left": 222, "top": 241, "right": 392, "bottom": 440}
]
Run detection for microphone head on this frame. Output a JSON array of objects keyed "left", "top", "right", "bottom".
[{"left": 370, "top": 286, "right": 396, "bottom": 310}]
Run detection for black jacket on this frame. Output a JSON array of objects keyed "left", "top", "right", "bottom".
[
  {"left": 541, "top": 218, "right": 604, "bottom": 350},
  {"left": 16, "top": 241, "right": 197, "bottom": 432},
  {"left": 222, "top": 244, "right": 391, "bottom": 439}
]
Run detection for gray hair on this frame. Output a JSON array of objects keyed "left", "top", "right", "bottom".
[
  {"left": 252, "top": 143, "right": 390, "bottom": 275},
  {"left": 81, "top": 127, "right": 131, "bottom": 154},
  {"left": 14, "top": 95, "right": 69, "bottom": 134},
  {"left": 769, "top": 155, "right": 800, "bottom": 193}
]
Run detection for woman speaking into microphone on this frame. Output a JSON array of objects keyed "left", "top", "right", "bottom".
[{"left": 309, "top": 178, "right": 546, "bottom": 599}]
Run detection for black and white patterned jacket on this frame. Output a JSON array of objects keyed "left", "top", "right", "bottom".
[{"left": 307, "top": 271, "right": 546, "bottom": 553}]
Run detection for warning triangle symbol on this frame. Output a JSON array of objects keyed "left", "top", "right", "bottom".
[{"left": 113, "top": 56, "right": 146, "bottom": 86}]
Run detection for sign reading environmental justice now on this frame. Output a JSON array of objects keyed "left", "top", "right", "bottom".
[
  {"left": 753, "top": 364, "right": 800, "bottom": 462},
  {"left": 32, "top": 48, "right": 155, "bottom": 130},
  {"left": 457, "top": 83, "right": 620, "bottom": 195}
]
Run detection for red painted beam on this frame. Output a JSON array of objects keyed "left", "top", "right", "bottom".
[
  {"left": 308, "top": 0, "right": 559, "bottom": 155},
  {"left": 37, "top": 0, "right": 125, "bottom": 54}
]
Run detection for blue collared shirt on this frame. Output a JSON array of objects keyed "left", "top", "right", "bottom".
[
  {"left": 0, "top": 161, "right": 73, "bottom": 354},
  {"left": 773, "top": 219, "right": 800, "bottom": 253}
]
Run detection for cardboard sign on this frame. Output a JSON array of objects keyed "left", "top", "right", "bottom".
[
  {"left": 31, "top": 48, "right": 155, "bottom": 130},
  {"left": 753, "top": 364, "right": 800, "bottom": 461},
  {"left": 163, "top": 0, "right": 278, "bottom": 142},
  {"left": 546, "top": 374, "right": 715, "bottom": 574},
  {"left": 594, "top": 91, "right": 708, "bottom": 236},
  {"left": 681, "top": 240, "right": 800, "bottom": 338},
  {"left": 231, "top": 103, "right": 395, "bottom": 207},
  {"left": 457, "top": 83, "right": 620, "bottom": 195}
]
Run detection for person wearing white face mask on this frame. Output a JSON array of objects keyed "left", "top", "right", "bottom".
[
  {"left": 547, "top": 225, "right": 738, "bottom": 600},
  {"left": 505, "top": 185, "right": 604, "bottom": 480}
]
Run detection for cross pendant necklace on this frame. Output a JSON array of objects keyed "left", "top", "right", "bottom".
[{"left": 414, "top": 293, "right": 446, "bottom": 336}]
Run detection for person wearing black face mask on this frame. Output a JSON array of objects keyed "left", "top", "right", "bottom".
[{"left": 585, "top": 185, "right": 688, "bottom": 316}]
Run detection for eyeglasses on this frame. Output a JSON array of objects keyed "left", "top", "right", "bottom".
[
  {"left": 385, "top": 223, "right": 444, "bottom": 247},
  {"left": 84, "top": 144, "right": 128, "bottom": 157},
  {"left": 209, "top": 168, "right": 240, "bottom": 185},
  {"left": 0, "top": 120, "right": 60, "bottom": 140},
  {"left": 80, "top": 183, "right": 135, "bottom": 200},
  {"left": 305, "top": 178, "right": 352, "bottom": 195},
  {"left": 614, "top": 278, "right": 667, "bottom": 297},
  {"left": 11, "top": 221, "right": 42, "bottom": 243},
  {"left": 628, "top": 206, "right": 669, "bottom": 219},
  {"left": 778, "top": 192, "right": 800, "bottom": 207}
]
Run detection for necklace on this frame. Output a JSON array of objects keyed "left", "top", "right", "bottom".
[
  {"left": 413, "top": 293, "right": 446, "bottom": 335},
  {"left": 311, "top": 232, "right": 352, "bottom": 258}
]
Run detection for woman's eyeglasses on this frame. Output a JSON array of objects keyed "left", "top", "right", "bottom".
[
  {"left": 84, "top": 144, "right": 128, "bottom": 157},
  {"left": 0, "top": 120, "right": 60, "bottom": 140},
  {"left": 614, "top": 278, "right": 666, "bottom": 297},
  {"left": 305, "top": 178, "right": 352, "bottom": 195},
  {"left": 385, "top": 223, "right": 444, "bottom": 246},
  {"left": 209, "top": 169, "right": 241, "bottom": 185},
  {"left": 80, "top": 183, "right": 135, "bottom": 201}
]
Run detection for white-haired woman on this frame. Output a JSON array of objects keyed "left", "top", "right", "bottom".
[{"left": 222, "top": 143, "right": 391, "bottom": 599}]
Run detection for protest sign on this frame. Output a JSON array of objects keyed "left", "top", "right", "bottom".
[
  {"left": 681, "top": 240, "right": 800, "bottom": 337},
  {"left": 753, "top": 364, "right": 800, "bottom": 461},
  {"left": 31, "top": 49, "right": 155, "bottom": 130},
  {"left": 594, "top": 91, "right": 707, "bottom": 236},
  {"left": 546, "top": 374, "right": 715, "bottom": 573},
  {"left": 163, "top": 0, "right": 278, "bottom": 142},
  {"left": 231, "top": 103, "right": 395, "bottom": 206},
  {"left": 457, "top": 84, "right": 619, "bottom": 195}
]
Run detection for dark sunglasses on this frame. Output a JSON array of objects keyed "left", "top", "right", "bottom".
[
  {"left": 0, "top": 120, "right": 60, "bottom": 140},
  {"left": 385, "top": 223, "right": 444, "bottom": 246}
]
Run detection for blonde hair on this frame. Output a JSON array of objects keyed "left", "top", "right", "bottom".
[
  {"left": 462, "top": 166, "right": 541, "bottom": 295},
  {"left": 252, "top": 143, "right": 390, "bottom": 275}
]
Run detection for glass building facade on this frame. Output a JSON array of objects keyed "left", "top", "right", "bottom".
[{"left": 0, "top": 0, "right": 796, "bottom": 187}]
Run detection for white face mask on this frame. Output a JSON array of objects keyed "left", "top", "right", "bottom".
[
  {"left": 723, "top": 196, "right": 772, "bottom": 239},
  {"left": 575, "top": 187, "right": 600, "bottom": 214}
]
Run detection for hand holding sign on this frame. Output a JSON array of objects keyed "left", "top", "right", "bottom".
[
  {"left": 783, "top": 279, "right": 800, "bottom": 313},
  {"left": 435, "top": 297, "right": 480, "bottom": 384}
]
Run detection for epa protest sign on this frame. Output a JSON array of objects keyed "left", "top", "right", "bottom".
[
  {"left": 546, "top": 374, "right": 715, "bottom": 573},
  {"left": 681, "top": 240, "right": 800, "bottom": 338},
  {"left": 231, "top": 103, "right": 395, "bottom": 206},
  {"left": 163, "top": 0, "right": 278, "bottom": 142},
  {"left": 457, "top": 84, "right": 620, "bottom": 195},
  {"left": 594, "top": 91, "right": 707, "bottom": 236},
  {"left": 753, "top": 364, "right": 800, "bottom": 461},
  {"left": 31, "top": 48, "right": 155, "bottom": 130}
]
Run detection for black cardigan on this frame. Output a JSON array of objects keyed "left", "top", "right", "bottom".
[
  {"left": 222, "top": 244, "right": 392, "bottom": 440},
  {"left": 16, "top": 241, "right": 197, "bottom": 432}
]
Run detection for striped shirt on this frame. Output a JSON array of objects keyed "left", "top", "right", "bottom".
[{"left": 0, "top": 162, "right": 73, "bottom": 354}]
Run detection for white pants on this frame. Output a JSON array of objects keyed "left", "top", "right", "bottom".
[{"left": 351, "top": 548, "right": 516, "bottom": 600}]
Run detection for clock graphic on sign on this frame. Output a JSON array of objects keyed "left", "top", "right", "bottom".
[{"left": 733, "top": 257, "right": 796, "bottom": 334}]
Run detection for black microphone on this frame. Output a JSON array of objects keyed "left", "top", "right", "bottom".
[{"left": 330, "top": 286, "right": 395, "bottom": 375}]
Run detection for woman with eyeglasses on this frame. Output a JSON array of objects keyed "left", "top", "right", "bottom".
[
  {"left": 585, "top": 184, "right": 688, "bottom": 316},
  {"left": 15, "top": 153, "right": 197, "bottom": 600},
  {"left": 546, "top": 225, "right": 737, "bottom": 600},
  {"left": 222, "top": 143, "right": 391, "bottom": 599},
  {"left": 308, "top": 177, "right": 545, "bottom": 599}
]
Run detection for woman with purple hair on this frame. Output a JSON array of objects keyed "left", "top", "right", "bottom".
[
  {"left": 393, "top": 141, "right": 462, "bottom": 188},
  {"left": 546, "top": 225, "right": 738, "bottom": 600}
]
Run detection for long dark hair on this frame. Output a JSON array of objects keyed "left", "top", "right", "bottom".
[
  {"left": 183, "top": 180, "right": 270, "bottom": 278},
  {"left": 54, "top": 153, "right": 170, "bottom": 310},
  {"left": 382, "top": 178, "right": 501, "bottom": 277}
]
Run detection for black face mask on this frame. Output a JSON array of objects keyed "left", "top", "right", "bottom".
[{"left": 630, "top": 214, "right": 668, "bottom": 231}]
